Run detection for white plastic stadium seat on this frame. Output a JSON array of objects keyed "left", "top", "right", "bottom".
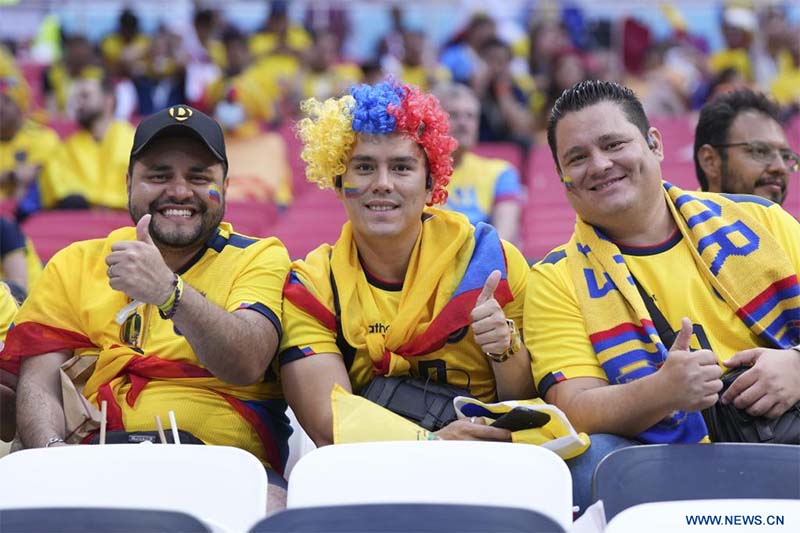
[
  {"left": 283, "top": 407, "right": 317, "bottom": 479},
  {"left": 287, "top": 440, "right": 572, "bottom": 530},
  {"left": 0, "top": 444, "right": 268, "bottom": 532},
  {"left": 605, "top": 499, "right": 800, "bottom": 533}
]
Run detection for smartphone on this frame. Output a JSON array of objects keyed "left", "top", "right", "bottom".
[{"left": 491, "top": 408, "right": 551, "bottom": 431}]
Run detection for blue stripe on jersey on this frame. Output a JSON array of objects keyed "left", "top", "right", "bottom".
[
  {"left": 540, "top": 249, "right": 567, "bottom": 265},
  {"left": 278, "top": 346, "right": 308, "bottom": 366}
]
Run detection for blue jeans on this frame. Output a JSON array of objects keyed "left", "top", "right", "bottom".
[{"left": 565, "top": 434, "right": 639, "bottom": 515}]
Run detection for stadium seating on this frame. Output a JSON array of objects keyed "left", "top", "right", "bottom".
[
  {"left": 0, "top": 444, "right": 268, "bottom": 532},
  {"left": 268, "top": 188, "right": 347, "bottom": 260},
  {"left": 522, "top": 145, "right": 575, "bottom": 261},
  {"left": 0, "top": 507, "right": 211, "bottom": 533},
  {"left": 286, "top": 440, "right": 573, "bottom": 530},
  {"left": 250, "top": 504, "right": 565, "bottom": 533},
  {"left": 605, "top": 499, "right": 800, "bottom": 533},
  {"left": 283, "top": 407, "right": 317, "bottom": 479},
  {"left": 21, "top": 209, "right": 132, "bottom": 261},
  {"left": 473, "top": 142, "right": 526, "bottom": 178},
  {"left": 593, "top": 443, "right": 800, "bottom": 521}
]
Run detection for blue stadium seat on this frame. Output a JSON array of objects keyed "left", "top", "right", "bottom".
[
  {"left": 250, "top": 504, "right": 565, "bottom": 533},
  {"left": 593, "top": 443, "right": 800, "bottom": 520},
  {"left": 0, "top": 508, "right": 210, "bottom": 532}
]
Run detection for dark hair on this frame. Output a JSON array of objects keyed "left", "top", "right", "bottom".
[
  {"left": 546, "top": 80, "right": 650, "bottom": 174},
  {"left": 479, "top": 37, "right": 511, "bottom": 56},
  {"left": 693, "top": 89, "right": 782, "bottom": 191},
  {"left": 194, "top": 9, "right": 215, "bottom": 27}
]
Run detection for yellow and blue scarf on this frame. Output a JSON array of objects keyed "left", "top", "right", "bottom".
[
  {"left": 567, "top": 182, "right": 800, "bottom": 444},
  {"left": 284, "top": 208, "right": 513, "bottom": 375}
]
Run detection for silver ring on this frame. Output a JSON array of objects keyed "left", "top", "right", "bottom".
[
  {"left": 108, "top": 265, "right": 114, "bottom": 277},
  {"left": 470, "top": 416, "right": 476, "bottom": 424}
]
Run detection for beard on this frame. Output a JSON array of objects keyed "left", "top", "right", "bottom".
[
  {"left": 77, "top": 108, "right": 103, "bottom": 131},
  {"left": 129, "top": 196, "right": 224, "bottom": 250}
]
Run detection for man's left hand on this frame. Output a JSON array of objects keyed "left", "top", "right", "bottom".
[
  {"left": 471, "top": 270, "right": 512, "bottom": 355},
  {"left": 106, "top": 214, "right": 174, "bottom": 305},
  {"left": 721, "top": 348, "right": 800, "bottom": 418}
]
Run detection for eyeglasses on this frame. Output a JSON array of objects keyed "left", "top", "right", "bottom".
[{"left": 711, "top": 141, "right": 800, "bottom": 173}]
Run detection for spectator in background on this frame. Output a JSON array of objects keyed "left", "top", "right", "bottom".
[
  {"left": 249, "top": 0, "right": 311, "bottom": 62},
  {"left": 708, "top": 7, "right": 759, "bottom": 85},
  {"left": 473, "top": 38, "right": 534, "bottom": 148},
  {"left": 43, "top": 35, "right": 104, "bottom": 117},
  {"left": 395, "top": 30, "right": 450, "bottom": 91},
  {"left": 292, "top": 29, "right": 361, "bottom": 102},
  {"left": 0, "top": 282, "right": 18, "bottom": 442},
  {"left": 0, "top": 58, "right": 60, "bottom": 219},
  {"left": 440, "top": 13, "right": 496, "bottom": 85},
  {"left": 695, "top": 89, "right": 797, "bottom": 205},
  {"left": 100, "top": 8, "right": 150, "bottom": 79},
  {"left": 184, "top": 9, "right": 226, "bottom": 109},
  {"left": 39, "top": 76, "right": 134, "bottom": 210},
  {"left": 0, "top": 217, "right": 42, "bottom": 297},
  {"left": 771, "top": 29, "right": 800, "bottom": 112},
  {"left": 132, "top": 26, "right": 187, "bottom": 115},
  {"left": 435, "top": 83, "right": 522, "bottom": 243}
]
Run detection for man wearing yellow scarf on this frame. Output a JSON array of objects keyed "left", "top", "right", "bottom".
[
  {"left": 0, "top": 283, "right": 17, "bottom": 441},
  {"left": 2, "top": 106, "right": 291, "bottom": 509},
  {"left": 526, "top": 80, "right": 800, "bottom": 512},
  {"left": 281, "top": 79, "right": 534, "bottom": 446}
]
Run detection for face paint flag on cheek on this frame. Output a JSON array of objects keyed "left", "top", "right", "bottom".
[
  {"left": 343, "top": 181, "right": 364, "bottom": 199},
  {"left": 561, "top": 175, "right": 575, "bottom": 189},
  {"left": 208, "top": 184, "right": 222, "bottom": 204}
]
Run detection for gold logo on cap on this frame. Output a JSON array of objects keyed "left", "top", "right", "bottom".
[{"left": 169, "top": 106, "right": 193, "bottom": 122}]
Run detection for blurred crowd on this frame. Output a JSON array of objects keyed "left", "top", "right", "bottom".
[{"left": 0, "top": 0, "right": 798, "bottom": 226}]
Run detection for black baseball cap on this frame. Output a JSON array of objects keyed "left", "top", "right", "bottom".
[{"left": 130, "top": 105, "right": 228, "bottom": 174}]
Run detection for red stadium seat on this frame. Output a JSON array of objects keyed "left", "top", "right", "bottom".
[
  {"left": 472, "top": 143, "right": 525, "bottom": 176},
  {"left": 21, "top": 210, "right": 132, "bottom": 262},
  {"left": 267, "top": 188, "right": 346, "bottom": 260},
  {"left": 17, "top": 61, "right": 46, "bottom": 110},
  {"left": 276, "top": 122, "right": 315, "bottom": 198},
  {"left": 225, "top": 200, "right": 278, "bottom": 238},
  {"left": 522, "top": 146, "right": 575, "bottom": 262}
]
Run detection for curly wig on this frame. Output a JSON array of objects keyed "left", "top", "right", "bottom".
[{"left": 296, "top": 78, "right": 457, "bottom": 205}]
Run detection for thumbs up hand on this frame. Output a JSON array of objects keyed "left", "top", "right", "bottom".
[
  {"left": 657, "top": 318, "right": 723, "bottom": 412},
  {"left": 471, "top": 270, "right": 514, "bottom": 356},
  {"left": 106, "top": 214, "right": 175, "bottom": 305}
]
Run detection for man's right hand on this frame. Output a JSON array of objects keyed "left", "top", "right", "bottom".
[
  {"left": 657, "top": 317, "right": 723, "bottom": 412},
  {"left": 434, "top": 417, "right": 512, "bottom": 442}
]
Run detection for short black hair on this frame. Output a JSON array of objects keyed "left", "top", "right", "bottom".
[
  {"left": 693, "top": 89, "right": 782, "bottom": 191},
  {"left": 547, "top": 80, "right": 650, "bottom": 174}
]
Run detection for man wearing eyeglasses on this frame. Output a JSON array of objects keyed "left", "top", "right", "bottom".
[{"left": 695, "top": 89, "right": 798, "bottom": 205}]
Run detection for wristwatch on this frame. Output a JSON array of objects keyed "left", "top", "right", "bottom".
[
  {"left": 486, "top": 319, "right": 522, "bottom": 363},
  {"left": 45, "top": 437, "right": 65, "bottom": 448}
]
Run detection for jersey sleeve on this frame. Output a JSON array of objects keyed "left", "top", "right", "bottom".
[
  {"left": 524, "top": 248, "right": 607, "bottom": 398},
  {"left": 278, "top": 296, "right": 341, "bottom": 367},
  {"left": 226, "top": 240, "right": 290, "bottom": 340},
  {"left": 493, "top": 166, "right": 523, "bottom": 204}
]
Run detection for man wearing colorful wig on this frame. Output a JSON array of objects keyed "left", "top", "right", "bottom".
[
  {"left": 280, "top": 79, "right": 535, "bottom": 445},
  {"left": 1, "top": 106, "right": 292, "bottom": 506},
  {"left": 526, "top": 80, "right": 800, "bottom": 510}
]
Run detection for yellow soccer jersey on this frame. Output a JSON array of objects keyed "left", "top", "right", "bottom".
[
  {"left": 39, "top": 120, "right": 134, "bottom": 209},
  {"left": 0, "top": 283, "right": 16, "bottom": 341},
  {"left": 526, "top": 196, "right": 800, "bottom": 397},
  {"left": 0, "top": 120, "right": 60, "bottom": 201},
  {"left": 5, "top": 223, "right": 291, "bottom": 468},
  {"left": 280, "top": 240, "right": 529, "bottom": 402},
  {"left": 445, "top": 152, "right": 523, "bottom": 227}
]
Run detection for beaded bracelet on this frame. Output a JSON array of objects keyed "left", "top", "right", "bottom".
[{"left": 158, "top": 274, "right": 184, "bottom": 320}]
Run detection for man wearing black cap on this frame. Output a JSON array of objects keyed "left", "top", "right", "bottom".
[{"left": 3, "top": 105, "right": 292, "bottom": 507}]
